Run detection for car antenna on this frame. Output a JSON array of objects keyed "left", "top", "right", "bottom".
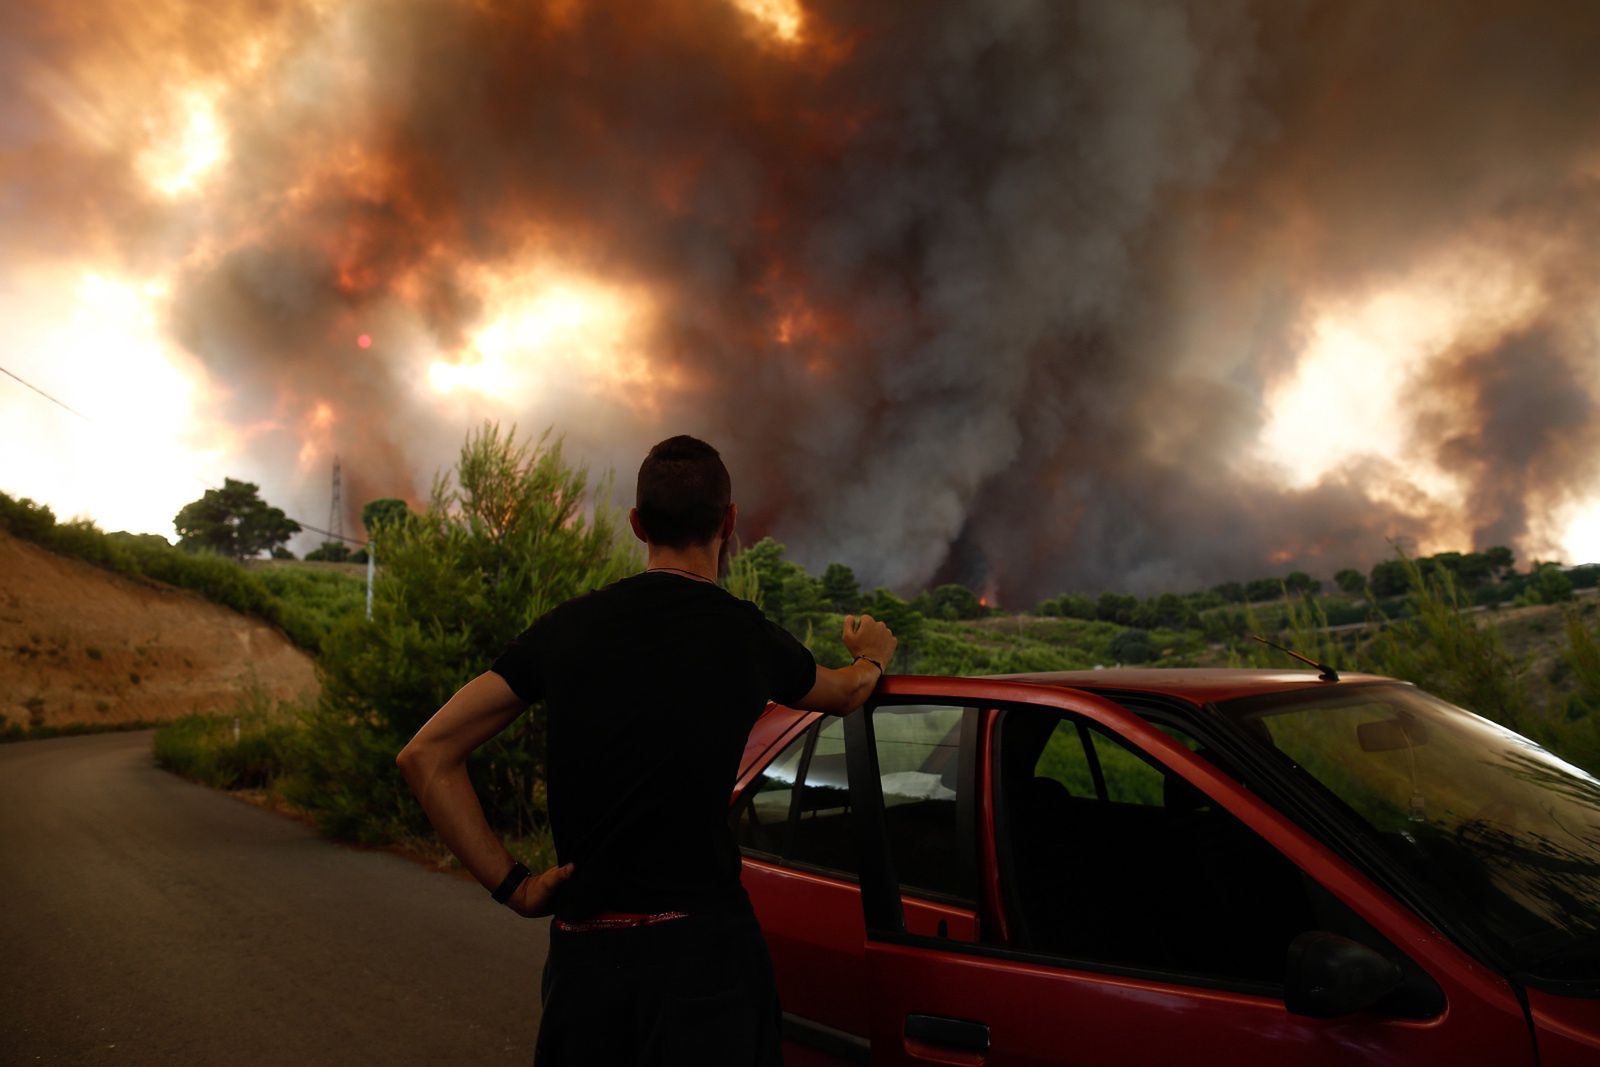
[{"left": 1248, "top": 634, "right": 1340, "bottom": 682}]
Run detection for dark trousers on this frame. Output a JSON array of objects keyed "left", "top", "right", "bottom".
[{"left": 534, "top": 908, "right": 784, "bottom": 1066}]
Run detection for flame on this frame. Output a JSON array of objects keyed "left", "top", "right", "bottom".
[
  {"left": 137, "top": 87, "right": 228, "bottom": 197},
  {"left": 427, "top": 266, "right": 665, "bottom": 409},
  {"left": 1257, "top": 248, "right": 1541, "bottom": 500},
  {"left": 1562, "top": 501, "right": 1600, "bottom": 566},
  {"left": 297, "top": 401, "right": 337, "bottom": 466},
  {"left": 728, "top": 0, "right": 805, "bottom": 43}
]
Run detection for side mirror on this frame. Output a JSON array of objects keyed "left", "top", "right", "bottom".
[{"left": 1286, "top": 932, "right": 1403, "bottom": 1018}]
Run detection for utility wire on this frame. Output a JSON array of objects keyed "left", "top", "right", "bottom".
[
  {"left": 2, "top": 360, "right": 368, "bottom": 546},
  {"left": 1, "top": 363, "right": 92, "bottom": 421}
]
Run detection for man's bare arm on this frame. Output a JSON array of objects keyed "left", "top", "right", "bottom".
[
  {"left": 395, "top": 672, "right": 573, "bottom": 916},
  {"left": 791, "top": 613, "right": 898, "bottom": 715}
]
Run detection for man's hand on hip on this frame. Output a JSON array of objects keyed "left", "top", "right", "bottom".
[{"left": 508, "top": 862, "right": 577, "bottom": 918}]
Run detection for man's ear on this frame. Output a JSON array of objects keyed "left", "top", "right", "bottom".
[
  {"left": 721, "top": 503, "right": 738, "bottom": 542},
  {"left": 628, "top": 507, "right": 649, "bottom": 545}
]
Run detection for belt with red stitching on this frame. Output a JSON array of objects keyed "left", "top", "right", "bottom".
[{"left": 553, "top": 910, "right": 692, "bottom": 933}]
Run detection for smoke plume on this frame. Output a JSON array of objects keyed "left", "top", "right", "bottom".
[{"left": 6, "top": 0, "right": 1600, "bottom": 601}]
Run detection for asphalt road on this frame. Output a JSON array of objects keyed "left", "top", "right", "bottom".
[{"left": 0, "top": 730, "right": 550, "bottom": 1065}]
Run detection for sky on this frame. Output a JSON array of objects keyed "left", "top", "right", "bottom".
[{"left": 4, "top": 0, "right": 1600, "bottom": 602}]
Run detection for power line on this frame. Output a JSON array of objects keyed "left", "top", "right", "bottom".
[
  {"left": 1, "top": 363, "right": 92, "bottom": 421},
  {"left": 3, "top": 360, "right": 368, "bottom": 546}
]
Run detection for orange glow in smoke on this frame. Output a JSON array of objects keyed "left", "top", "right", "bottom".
[
  {"left": 728, "top": 0, "right": 805, "bottom": 43},
  {"left": 427, "top": 266, "right": 668, "bottom": 410},
  {"left": 298, "top": 401, "right": 337, "bottom": 466}
]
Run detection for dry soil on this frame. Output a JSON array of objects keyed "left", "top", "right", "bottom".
[{"left": 0, "top": 531, "right": 317, "bottom": 730}]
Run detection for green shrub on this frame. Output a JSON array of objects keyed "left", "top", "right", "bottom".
[
  {"left": 0, "top": 493, "right": 58, "bottom": 540},
  {"left": 302, "top": 423, "right": 639, "bottom": 843},
  {"left": 153, "top": 710, "right": 301, "bottom": 790},
  {"left": 275, "top": 701, "right": 421, "bottom": 843},
  {"left": 1363, "top": 554, "right": 1529, "bottom": 732},
  {"left": 1109, "top": 628, "right": 1157, "bottom": 664},
  {"left": 254, "top": 565, "right": 365, "bottom": 645}
]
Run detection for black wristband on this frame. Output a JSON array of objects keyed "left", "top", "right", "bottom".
[
  {"left": 490, "top": 861, "right": 532, "bottom": 904},
  {"left": 853, "top": 654, "right": 884, "bottom": 673}
]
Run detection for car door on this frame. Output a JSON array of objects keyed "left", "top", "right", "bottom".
[
  {"left": 844, "top": 680, "right": 1537, "bottom": 1067},
  {"left": 732, "top": 704, "right": 980, "bottom": 1066}
]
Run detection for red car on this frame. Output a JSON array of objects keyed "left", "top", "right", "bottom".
[{"left": 727, "top": 669, "right": 1600, "bottom": 1065}]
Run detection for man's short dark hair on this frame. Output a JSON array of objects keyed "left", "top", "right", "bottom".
[{"left": 636, "top": 435, "right": 731, "bottom": 548}]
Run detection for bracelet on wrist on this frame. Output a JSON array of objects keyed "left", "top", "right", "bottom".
[
  {"left": 853, "top": 654, "right": 884, "bottom": 673},
  {"left": 490, "top": 861, "right": 532, "bottom": 904}
]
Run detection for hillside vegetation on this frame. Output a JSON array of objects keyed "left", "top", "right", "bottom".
[
  {"left": 0, "top": 491, "right": 365, "bottom": 658},
  {"left": 9, "top": 425, "right": 1600, "bottom": 873}
]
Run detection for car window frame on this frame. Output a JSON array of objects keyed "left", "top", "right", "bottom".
[
  {"left": 991, "top": 698, "right": 1302, "bottom": 992},
  {"left": 842, "top": 692, "right": 1292, "bottom": 996},
  {"left": 845, "top": 698, "right": 983, "bottom": 928},
  {"left": 732, "top": 714, "right": 864, "bottom": 885},
  {"left": 989, "top": 694, "right": 1450, "bottom": 1012},
  {"left": 831, "top": 676, "right": 1452, "bottom": 1008},
  {"left": 1078, "top": 685, "right": 1490, "bottom": 968}
]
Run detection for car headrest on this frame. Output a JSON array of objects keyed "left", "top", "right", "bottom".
[{"left": 1024, "top": 775, "right": 1075, "bottom": 819}]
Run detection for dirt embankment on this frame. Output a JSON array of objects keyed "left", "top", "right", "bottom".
[{"left": 0, "top": 532, "right": 317, "bottom": 730}]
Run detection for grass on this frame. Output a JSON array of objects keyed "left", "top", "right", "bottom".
[
  {"left": 151, "top": 687, "right": 563, "bottom": 883},
  {"left": 152, "top": 709, "right": 304, "bottom": 790},
  {"left": 252, "top": 564, "right": 365, "bottom": 624},
  {"left": 0, "top": 719, "right": 168, "bottom": 744}
]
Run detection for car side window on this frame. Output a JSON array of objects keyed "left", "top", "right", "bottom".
[
  {"left": 732, "top": 717, "right": 858, "bottom": 878},
  {"left": 1000, "top": 707, "right": 1320, "bottom": 985},
  {"left": 1034, "top": 722, "right": 1100, "bottom": 799},
  {"left": 1090, "top": 727, "right": 1167, "bottom": 805},
  {"left": 870, "top": 704, "right": 976, "bottom": 904},
  {"left": 732, "top": 725, "right": 808, "bottom": 859},
  {"left": 791, "top": 716, "right": 854, "bottom": 873}
]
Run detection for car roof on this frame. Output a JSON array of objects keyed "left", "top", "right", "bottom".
[{"left": 975, "top": 667, "right": 1400, "bottom": 706}]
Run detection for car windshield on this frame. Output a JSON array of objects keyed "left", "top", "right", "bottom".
[{"left": 1218, "top": 683, "right": 1600, "bottom": 982}]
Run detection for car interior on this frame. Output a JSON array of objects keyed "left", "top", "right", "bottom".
[{"left": 997, "top": 706, "right": 1318, "bottom": 984}]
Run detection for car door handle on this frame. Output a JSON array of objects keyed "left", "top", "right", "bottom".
[{"left": 905, "top": 1013, "right": 991, "bottom": 1052}]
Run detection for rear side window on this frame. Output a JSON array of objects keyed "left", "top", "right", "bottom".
[
  {"left": 1034, "top": 719, "right": 1197, "bottom": 805},
  {"left": 732, "top": 725, "right": 809, "bottom": 859},
  {"left": 732, "top": 717, "right": 858, "bottom": 879},
  {"left": 871, "top": 704, "right": 975, "bottom": 903},
  {"left": 1034, "top": 723, "right": 1099, "bottom": 799}
]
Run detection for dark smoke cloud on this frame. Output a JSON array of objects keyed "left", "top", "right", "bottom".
[
  {"left": 1419, "top": 325, "right": 1600, "bottom": 556},
  {"left": 7, "top": 0, "right": 1600, "bottom": 598}
]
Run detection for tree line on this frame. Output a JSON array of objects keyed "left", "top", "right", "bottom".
[{"left": 127, "top": 423, "right": 1600, "bottom": 875}]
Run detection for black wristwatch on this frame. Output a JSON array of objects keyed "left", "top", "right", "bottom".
[{"left": 491, "top": 861, "right": 532, "bottom": 904}]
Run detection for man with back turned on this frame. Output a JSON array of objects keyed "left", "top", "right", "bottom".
[{"left": 396, "top": 434, "right": 897, "bottom": 1064}]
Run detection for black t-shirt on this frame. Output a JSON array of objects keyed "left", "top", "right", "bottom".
[{"left": 490, "top": 570, "right": 816, "bottom": 920}]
